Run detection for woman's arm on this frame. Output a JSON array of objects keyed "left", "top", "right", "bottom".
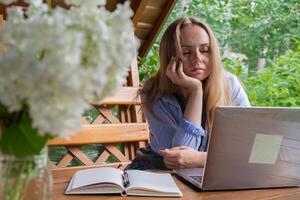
[
  {"left": 160, "top": 146, "right": 207, "bottom": 168},
  {"left": 183, "top": 86, "right": 203, "bottom": 128},
  {"left": 144, "top": 96, "right": 205, "bottom": 152},
  {"left": 166, "top": 58, "right": 203, "bottom": 128}
]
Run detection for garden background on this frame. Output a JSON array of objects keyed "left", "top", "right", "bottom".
[{"left": 51, "top": 0, "right": 300, "bottom": 165}]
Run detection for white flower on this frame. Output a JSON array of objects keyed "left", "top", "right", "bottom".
[
  {"left": 65, "top": 0, "right": 106, "bottom": 7},
  {"left": 0, "top": 0, "right": 16, "bottom": 4},
  {"left": 0, "top": 0, "right": 42, "bottom": 4},
  {"left": 0, "top": 1, "right": 138, "bottom": 137}
]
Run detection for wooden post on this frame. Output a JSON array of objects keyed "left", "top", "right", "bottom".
[{"left": 0, "top": 14, "right": 3, "bottom": 26}]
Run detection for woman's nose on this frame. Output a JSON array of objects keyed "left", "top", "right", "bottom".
[{"left": 192, "top": 51, "right": 205, "bottom": 63}]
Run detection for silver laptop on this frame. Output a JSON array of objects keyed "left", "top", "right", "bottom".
[{"left": 176, "top": 106, "right": 300, "bottom": 190}]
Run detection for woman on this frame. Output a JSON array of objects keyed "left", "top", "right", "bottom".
[{"left": 140, "top": 17, "right": 250, "bottom": 169}]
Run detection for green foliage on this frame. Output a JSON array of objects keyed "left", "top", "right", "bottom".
[
  {"left": 171, "top": 0, "right": 300, "bottom": 67},
  {"left": 223, "top": 57, "right": 248, "bottom": 81},
  {"left": 139, "top": 43, "right": 160, "bottom": 83},
  {"left": 0, "top": 110, "right": 53, "bottom": 157},
  {"left": 138, "top": 1, "right": 300, "bottom": 107},
  {"left": 244, "top": 44, "right": 300, "bottom": 106}
]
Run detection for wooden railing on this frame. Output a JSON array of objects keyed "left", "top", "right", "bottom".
[{"left": 48, "top": 58, "right": 149, "bottom": 169}]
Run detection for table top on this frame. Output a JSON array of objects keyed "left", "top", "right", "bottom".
[{"left": 53, "top": 167, "right": 300, "bottom": 200}]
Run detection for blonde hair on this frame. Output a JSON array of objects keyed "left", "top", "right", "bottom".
[{"left": 141, "top": 17, "right": 232, "bottom": 131}]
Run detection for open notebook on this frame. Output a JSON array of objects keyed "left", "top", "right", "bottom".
[{"left": 65, "top": 167, "right": 182, "bottom": 197}]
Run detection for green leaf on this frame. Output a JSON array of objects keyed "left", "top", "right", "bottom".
[
  {"left": 0, "top": 111, "right": 53, "bottom": 157},
  {"left": 0, "top": 103, "right": 10, "bottom": 118}
]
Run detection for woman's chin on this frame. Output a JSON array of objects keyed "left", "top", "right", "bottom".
[{"left": 190, "top": 74, "right": 208, "bottom": 81}]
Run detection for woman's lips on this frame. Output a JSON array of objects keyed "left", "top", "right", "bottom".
[{"left": 190, "top": 68, "right": 205, "bottom": 76}]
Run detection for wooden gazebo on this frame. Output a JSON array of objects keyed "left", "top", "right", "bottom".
[{"left": 0, "top": 0, "right": 176, "bottom": 169}]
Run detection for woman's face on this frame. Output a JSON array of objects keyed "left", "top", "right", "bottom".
[{"left": 179, "top": 24, "right": 211, "bottom": 81}]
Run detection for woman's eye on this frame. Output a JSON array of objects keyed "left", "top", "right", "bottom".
[
  {"left": 183, "top": 52, "right": 191, "bottom": 55},
  {"left": 200, "top": 50, "right": 209, "bottom": 55}
]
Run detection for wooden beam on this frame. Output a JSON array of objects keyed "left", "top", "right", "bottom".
[
  {"left": 48, "top": 123, "right": 149, "bottom": 146},
  {"left": 127, "top": 58, "right": 140, "bottom": 87},
  {"left": 105, "top": 144, "right": 128, "bottom": 162},
  {"left": 139, "top": 0, "right": 176, "bottom": 57},
  {"left": 132, "top": 0, "right": 149, "bottom": 26},
  {"left": 91, "top": 113, "right": 105, "bottom": 125},
  {"left": 97, "top": 107, "right": 120, "bottom": 124},
  {"left": 56, "top": 152, "right": 73, "bottom": 168},
  {"left": 0, "top": 14, "right": 3, "bottom": 26},
  {"left": 136, "top": 22, "right": 154, "bottom": 29},
  {"left": 94, "top": 149, "right": 110, "bottom": 165},
  {"left": 68, "top": 147, "right": 95, "bottom": 166}
]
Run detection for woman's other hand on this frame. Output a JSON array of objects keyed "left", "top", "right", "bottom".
[
  {"left": 159, "top": 146, "right": 206, "bottom": 169},
  {"left": 166, "top": 57, "right": 202, "bottom": 94}
]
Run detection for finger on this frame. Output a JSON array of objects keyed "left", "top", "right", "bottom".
[
  {"left": 164, "top": 159, "right": 179, "bottom": 169},
  {"left": 166, "top": 58, "right": 177, "bottom": 81},
  {"left": 167, "top": 57, "right": 176, "bottom": 71},
  {"left": 169, "top": 146, "right": 189, "bottom": 150},
  {"left": 161, "top": 149, "right": 181, "bottom": 158},
  {"left": 177, "top": 60, "right": 186, "bottom": 79},
  {"left": 159, "top": 149, "right": 169, "bottom": 156},
  {"left": 165, "top": 156, "right": 181, "bottom": 163},
  {"left": 170, "top": 59, "right": 177, "bottom": 76}
]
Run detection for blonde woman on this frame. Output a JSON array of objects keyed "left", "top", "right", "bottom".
[{"left": 140, "top": 17, "right": 250, "bottom": 169}]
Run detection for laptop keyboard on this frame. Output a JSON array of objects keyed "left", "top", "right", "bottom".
[{"left": 190, "top": 176, "right": 202, "bottom": 183}]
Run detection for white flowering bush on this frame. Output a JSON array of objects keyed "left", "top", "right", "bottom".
[{"left": 0, "top": 0, "right": 138, "bottom": 157}]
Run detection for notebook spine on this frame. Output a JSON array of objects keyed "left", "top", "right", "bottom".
[{"left": 123, "top": 171, "right": 130, "bottom": 188}]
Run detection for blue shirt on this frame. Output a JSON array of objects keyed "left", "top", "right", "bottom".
[{"left": 143, "top": 73, "right": 251, "bottom": 153}]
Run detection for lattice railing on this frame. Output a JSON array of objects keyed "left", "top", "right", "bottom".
[{"left": 48, "top": 57, "right": 149, "bottom": 169}]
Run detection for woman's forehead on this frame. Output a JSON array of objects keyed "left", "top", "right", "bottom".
[{"left": 179, "top": 25, "right": 210, "bottom": 46}]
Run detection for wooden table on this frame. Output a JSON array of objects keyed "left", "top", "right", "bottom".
[{"left": 53, "top": 167, "right": 300, "bottom": 200}]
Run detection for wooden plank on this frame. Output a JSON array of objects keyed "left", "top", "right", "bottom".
[
  {"left": 124, "top": 143, "right": 130, "bottom": 160},
  {"left": 130, "top": 105, "right": 143, "bottom": 123},
  {"left": 129, "top": 142, "right": 136, "bottom": 159},
  {"left": 0, "top": 14, "right": 4, "bottom": 26},
  {"left": 128, "top": 58, "right": 140, "bottom": 87},
  {"left": 132, "top": 0, "right": 149, "bottom": 26},
  {"left": 135, "top": 28, "right": 150, "bottom": 40},
  {"left": 94, "top": 149, "right": 110, "bottom": 165},
  {"left": 136, "top": 22, "right": 154, "bottom": 29},
  {"left": 126, "top": 107, "right": 132, "bottom": 122},
  {"left": 120, "top": 107, "right": 127, "bottom": 122},
  {"left": 48, "top": 123, "right": 149, "bottom": 146},
  {"left": 56, "top": 152, "right": 73, "bottom": 168},
  {"left": 91, "top": 113, "right": 105, "bottom": 125},
  {"left": 142, "top": 5, "right": 163, "bottom": 24},
  {"left": 48, "top": 160, "right": 59, "bottom": 169},
  {"left": 139, "top": 0, "right": 176, "bottom": 57},
  {"left": 105, "top": 144, "right": 128, "bottom": 162},
  {"left": 68, "top": 147, "right": 95, "bottom": 166},
  {"left": 147, "top": 0, "right": 168, "bottom": 7},
  {"left": 89, "top": 87, "right": 141, "bottom": 105},
  {"left": 139, "top": 141, "right": 147, "bottom": 148},
  {"left": 97, "top": 107, "right": 120, "bottom": 124}
]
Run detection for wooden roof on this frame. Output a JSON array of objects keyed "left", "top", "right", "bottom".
[{"left": 0, "top": 0, "right": 176, "bottom": 57}]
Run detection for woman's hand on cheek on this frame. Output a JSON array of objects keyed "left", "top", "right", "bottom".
[
  {"left": 166, "top": 57, "right": 202, "bottom": 93},
  {"left": 159, "top": 146, "right": 206, "bottom": 169}
]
